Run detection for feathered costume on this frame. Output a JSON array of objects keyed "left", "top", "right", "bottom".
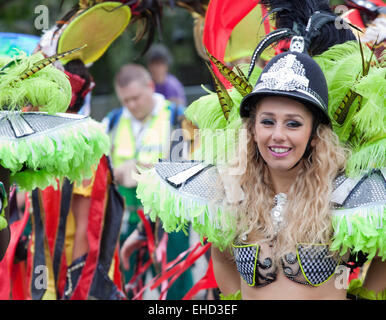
[
  {"left": 0, "top": 45, "right": 111, "bottom": 298},
  {"left": 135, "top": 0, "right": 385, "bottom": 300},
  {"left": 0, "top": 1, "right": 140, "bottom": 300},
  {"left": 0, "top": 47, "right": 109, "bottom": 208}
]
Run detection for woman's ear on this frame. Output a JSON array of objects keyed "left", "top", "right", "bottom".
[{"left": 310, "top": 136, "right": 317, "bottom": 148}]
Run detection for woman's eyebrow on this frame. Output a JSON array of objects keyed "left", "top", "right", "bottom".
[
  {"left": 284, "top": 113, "right": 304, "bottom": 120},
  {"left": 258, "top": 112, "right": 304, "bottom": 120},
  {"left": 258, "top": 112, "right": 275, "bottom": 117}
]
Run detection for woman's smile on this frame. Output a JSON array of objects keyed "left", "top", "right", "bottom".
[{"left": 268, "top": 146, "right": 293, "bottom": 157}]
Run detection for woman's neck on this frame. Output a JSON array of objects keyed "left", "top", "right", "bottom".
[{"left": 268, "top": 165, "right": 303, "bottom": 194}]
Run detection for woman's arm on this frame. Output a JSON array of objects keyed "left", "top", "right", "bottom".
[
  {"left": 362, "top": 256, "right": 386, "bottom": 295},
  {"left": 211, "top": 246, "right": 241, "bottom": 296}
]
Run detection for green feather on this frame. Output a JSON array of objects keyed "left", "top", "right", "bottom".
[
  {"left": 315, "top": 41, "right": 385, "bottom": 175},
  {"left": 0, "top": 51, "right": 71, "bottom": 113}
]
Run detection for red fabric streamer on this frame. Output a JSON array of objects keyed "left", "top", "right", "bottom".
[
  {"left": 70, "top": 155, "right": 109, "bottom": 300},
  {"left": 40, "top": 180, "right": 68, "bottom": 296},
  {"left": 137, "top": 209, "right": 155, "bottom": 255},
  {"left": 113, "top": 246, "right": 123, "bottom": 292},
  {"left": 203, "top": 0, "right": 262, "bottom": 87},
  {"left": 183, "top": 254, "right": 218, "bottom": 300},
  {"left": 151, "top": 242, "right": 211, "bottom": 292},
  {"left": 158, "top": 242, "right": 211, "bottom": 298},
  {"left": 129, "top": 234, "right": 169, "bottom": 300},
  {"left": 131, "top": 238, "right": 200, "bottom": 300},
  {"left": 0, "top": 190, "right": 31, "bottom": 299}
]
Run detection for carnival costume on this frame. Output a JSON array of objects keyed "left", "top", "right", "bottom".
[
  {"left": 0, "top": 45, "right": 110, "bottom": 298},
  {"left": 135, "top": 0, "right": 386, "bottom": 300},
  {"left": 10, "top": 1, "right": 136, "bottom": 300}
]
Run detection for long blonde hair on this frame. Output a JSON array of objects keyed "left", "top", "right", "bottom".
[{"left": 224, "top": 112, "right": 348, "bottom": 258}]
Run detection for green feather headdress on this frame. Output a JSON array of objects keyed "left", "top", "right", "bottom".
[
  {"left": 314, "top": 40, "right": 385, "bottom": 177},
  {"left": 0, "top": 46, "right": 84, "bottom": 113}
]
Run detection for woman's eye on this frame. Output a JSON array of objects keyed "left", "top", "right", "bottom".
[
  {"left": 287, "top": 121, "right": 302, "bottom": 128},
  {"left": 260, "top": 119, "right": 274, "bottom": 125}
]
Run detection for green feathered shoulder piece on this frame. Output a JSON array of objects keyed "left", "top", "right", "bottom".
[
  {"left": 314, "top": 41, "right": 385, "bottom": 177},
  {"left": 136, "top": 161, "right": 238, "bottom": 250},
  {"left": 330, "top": 169, "right": 385, "bottom": 261},
  {"left": 1, "top": 112, "right": 110, "bottom": 191}
]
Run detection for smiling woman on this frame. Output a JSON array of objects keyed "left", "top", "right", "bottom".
[{"left": 134, "top": 0, "right": 385, "bottom": 300}]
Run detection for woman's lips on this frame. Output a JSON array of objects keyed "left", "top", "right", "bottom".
[{"left": 268, "top": 146, "right": 292, "bottom": 158}]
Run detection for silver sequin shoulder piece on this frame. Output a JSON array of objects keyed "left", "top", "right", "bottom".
[
  {"left": 331, "top": 168, "right": 386, "bottom": 209},
  {"left": 154, "top": 160, "right": 224, "bottom": 204}
]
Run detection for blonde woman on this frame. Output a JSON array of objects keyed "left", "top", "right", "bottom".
[
  {"left": 135, "top": 1, "right": 385, "bottom": 300},
  {"left": 135, "top": 45, "right": 385, "bottom": 300},
  {"left": 211, "top": 50, "right": 351, "bottom": 299}
]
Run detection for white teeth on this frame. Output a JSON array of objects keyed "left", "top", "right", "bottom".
[{"left": 270, "top": 147, "right": 290, "bottom": 153}]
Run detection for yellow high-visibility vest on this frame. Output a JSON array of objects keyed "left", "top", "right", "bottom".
[{"left": 111, "top": 102, "right": 172, "bottom": 168}]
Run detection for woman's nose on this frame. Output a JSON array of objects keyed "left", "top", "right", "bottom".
[{"left": 271, "top": 125, "right": 286, "bottom": 142}]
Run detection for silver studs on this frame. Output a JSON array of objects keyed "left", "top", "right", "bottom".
[{"left": 285, "top": 253, "right": 296, "bottom": 264}]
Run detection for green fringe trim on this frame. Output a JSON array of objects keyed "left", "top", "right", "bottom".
[
  {"left": 331, "top": 204, "right": 386, "bottom": 261},
  {"left": 0, "top": 196, "right": 8, "bottom": 231},
  {"left": 348, "top": 279, "right": 386, "bottom": 300},
  {"left": 220, "top": 290, "right": 242, "bottom": 300},
  {"left": 135, "top": 168, "right": 237, "bottom": 251},
  {"left": 3, "top": 116, "right": 110, "bottom": 191},
  {"left": 0, "top": 51, "right": 71, "bottom": 113},
  {"left": 0, "top": 216, "right": 6, "bottom": 231}
]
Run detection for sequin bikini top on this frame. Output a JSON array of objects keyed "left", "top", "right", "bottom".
[{"left": 232, "top": 242, "right": 343, "bottom": 287}]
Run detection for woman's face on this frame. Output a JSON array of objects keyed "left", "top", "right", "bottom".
[{"left": 253, "top": 96, "right": 316, "bottom": 173}]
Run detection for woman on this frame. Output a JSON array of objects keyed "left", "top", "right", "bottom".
[
  {"left": 211, "top": 49, "right": 350, "bottom": 300},
  {"left": 135, "top": 2, "right": 385, "bottom": 300},
  {"left": 137, "top": 49, "right": 385, "bottom": 300}
]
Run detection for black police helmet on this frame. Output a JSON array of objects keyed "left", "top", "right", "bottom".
[{"left": 240, "top": 51, "right": 330, "bottom": 125}]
